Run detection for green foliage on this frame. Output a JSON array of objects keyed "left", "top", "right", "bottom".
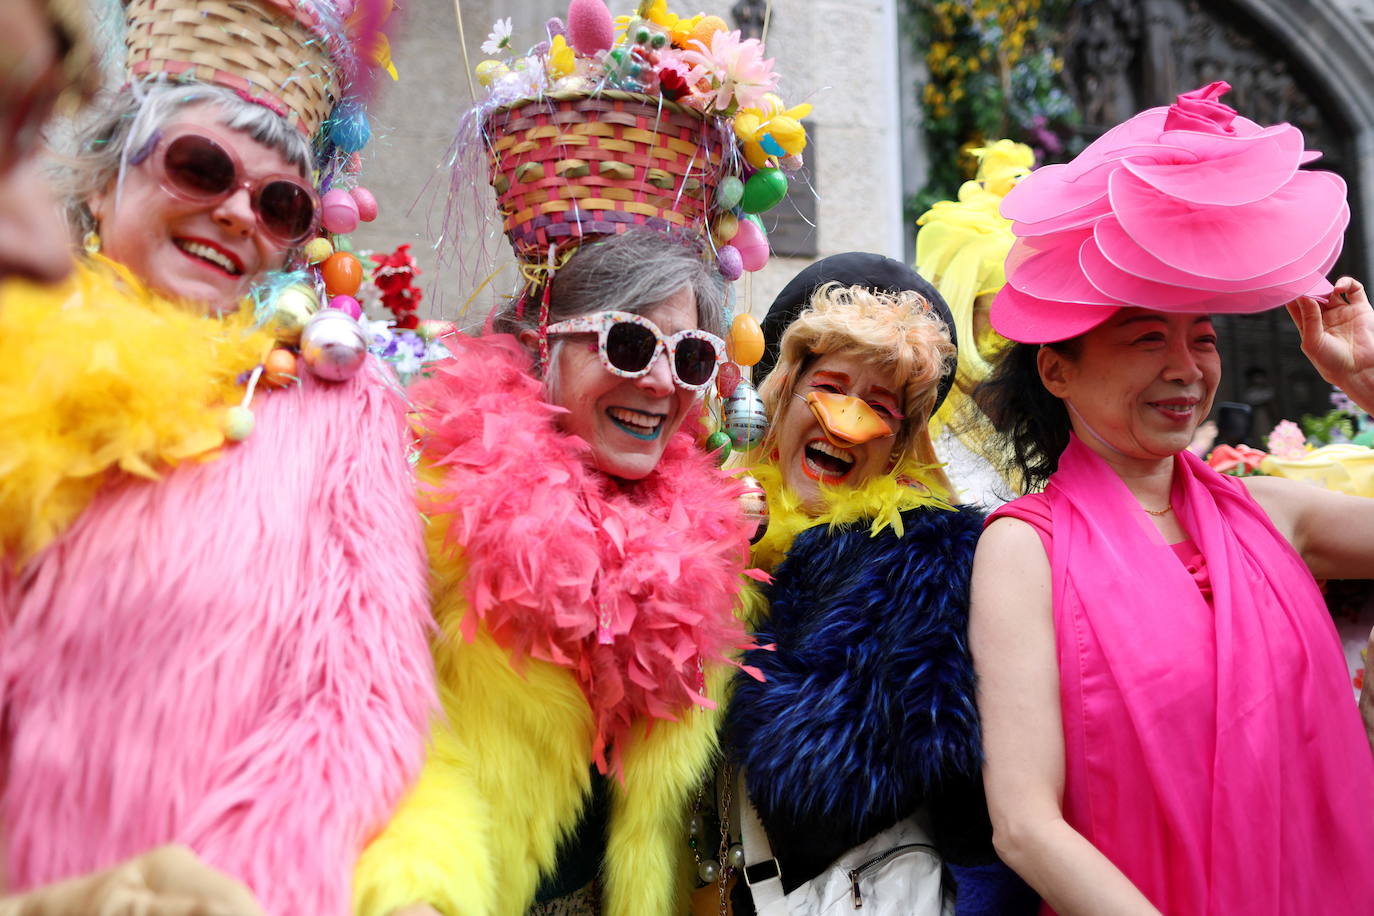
[{"left": 901, "top": 0, "right": 1080, "bottom": 222}]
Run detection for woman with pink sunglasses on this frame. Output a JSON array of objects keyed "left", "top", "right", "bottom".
[{"left": 0, "top": 3, "right": 433, "bottom": 913}]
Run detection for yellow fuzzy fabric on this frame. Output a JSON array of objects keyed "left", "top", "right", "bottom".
[
  {"left": 747, "top": 460, "right": 954, "bottom": 574},
  {"left": 353, "top": 506, "right": 726, "bottom": 916},
  {"left": 0, "top": 257, "right": 272, "bottom": 563}
]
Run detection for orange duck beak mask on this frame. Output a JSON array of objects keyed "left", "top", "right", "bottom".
[{"left": 801, "top": 390, "right": 896, "bottom": 447}]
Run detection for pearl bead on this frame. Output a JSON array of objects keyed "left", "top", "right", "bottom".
[
  {"left": 697, "top": 859, "right": 719, "bottom": 884},
  {"left": 688, "top": 814, "right": 706, "bottom": 838},
  {"left": 727, "top": 843, "right": 746, "bottom": 869}
]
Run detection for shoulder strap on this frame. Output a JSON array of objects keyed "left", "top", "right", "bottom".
[{"left": 738, "top": 772, "right": 790, "bottom": 916}]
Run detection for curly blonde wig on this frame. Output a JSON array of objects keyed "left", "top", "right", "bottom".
[{"left": 756, "top": 283, "right": 955, "bottom": 467}]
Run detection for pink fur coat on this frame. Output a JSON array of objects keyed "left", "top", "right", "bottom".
[{"left": 0, "top": 361, "right": 434, "bottom": 915}]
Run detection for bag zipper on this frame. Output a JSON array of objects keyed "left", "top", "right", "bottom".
[{"left": 847, "top": 842, "right": 938, "bottom": 909}]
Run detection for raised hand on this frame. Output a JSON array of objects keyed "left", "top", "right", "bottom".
[{"left": 1287, "top": 277, "right": 1374, "bottom": 412}]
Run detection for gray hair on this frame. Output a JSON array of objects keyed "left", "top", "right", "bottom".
[
  {"left": 54, "top": 80, "right": 314, "bottom": 239},
  {"left": 493, "top": 229, "right": 726, "bottom": 397}
]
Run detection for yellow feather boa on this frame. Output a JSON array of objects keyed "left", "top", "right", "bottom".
[
  {"left": 747, "top": 460, "right": 954, "bottom": 574},
  {"left": 0, "top": 256, "right": 273, "bottom": 563}
]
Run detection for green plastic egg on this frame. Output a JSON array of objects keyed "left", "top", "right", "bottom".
[{"left": 739, "top": 168, "right": 788, "bottom": 214}]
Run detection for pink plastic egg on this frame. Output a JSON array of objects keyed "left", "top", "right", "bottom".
[
  {"left": 731, "top": 218, "right": 770, "bottom": 272},
  {"left": 320, "top": 189, "right": 360, "bottom": 235},
  {"left": 567, "top": 0, "right": 614, "bottom": 55},
  {"left": 350, "top": 186, "right": 378, "bottom": 222},
  {"left": 329, "top": 294, "right": 363, "bottom": 319}
]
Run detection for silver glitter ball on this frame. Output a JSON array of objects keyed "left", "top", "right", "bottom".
[
  {"left": 300, "top": 308, "right": 367, "bottom": 381},
  {"left": 723, "top": 376, "right": 768, "bottom": 449}
]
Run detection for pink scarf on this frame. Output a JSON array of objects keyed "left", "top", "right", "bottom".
[{"left": 992, "top": 436, "right": 1374, "bottom": 914}]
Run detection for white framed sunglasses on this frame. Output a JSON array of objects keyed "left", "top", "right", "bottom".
[{"left": 544, "top": 310, "right": 727, "bottom": 391}]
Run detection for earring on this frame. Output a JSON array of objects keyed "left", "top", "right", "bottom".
[{"left": 82, "top": 230, "right": 101, "bottom": 254}]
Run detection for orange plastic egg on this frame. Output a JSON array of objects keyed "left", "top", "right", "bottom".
[
  {"left": 321, "top": 252, "right": 363, "bottom": 297},
  {"left": 728, "top": 313, "right": 765, "bottom": 367},
  {"left": 262, "top": 348, "right": 299, "bottom": 389}
]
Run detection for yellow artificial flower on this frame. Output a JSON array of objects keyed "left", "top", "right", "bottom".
[
  {"left": 548, "top": 34, "right": 574, "bottom": 79},
  {"left": 732, "top": 94, "right": 812, "bottom": 168}
]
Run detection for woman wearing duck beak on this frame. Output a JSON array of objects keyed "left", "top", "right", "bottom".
[{"left": 719, "top": 253, "right": 1037, "bottom": 915}]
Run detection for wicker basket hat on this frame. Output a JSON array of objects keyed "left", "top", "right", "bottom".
[
  {"left": 123, "top": 0, "right": 338, "bottom": 137},
  {"left": 486, "top": 90, "right": 724, "bottom": 262}
]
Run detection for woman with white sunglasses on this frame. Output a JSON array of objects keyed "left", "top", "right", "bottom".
[{"left": 354, "top": 228, "right": 755, "bottom": 916}]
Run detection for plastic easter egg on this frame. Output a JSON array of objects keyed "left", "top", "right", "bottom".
[
  {"left": 476, "top": 59, "right": 508, "bottom": 87},
  {"left": 728, "top": 313, "right": 765, "bottom": 367},
  {"left": 301, "top": 309, "right": 368, "bottom": 381},
  {"left": 723, "top": 376, "right": 768, "bottom": 448},
  {"left": 262, "top": 347, "right": 299, "bottom": 389},
  {"left": 716, "top": 361, "right": 742, "bottom": 398},
  {"left": 780, "top": 152, "right": 804, "bottom": 172},
  {"left": 715, "top": 175, "right": 744, "bottom": 211},
  {"left": 223, "top": 405, "right": 255, "bottom": 442},
  {"left": 740, "top": 168, "right": 788, "bottom": 214},
  {"left": 418, "top": 319, "right": 457, "bottom": 342},
  {"left": 329, "top": 294, "right": 363, "bottom": 319},
  {"left": 271, "top": 283, "right": 319, "bottom": 345},
  {"left": 713, "top": 211, "right": 739, "bottom": 246},
  {"left": 304, "top": 237, "right": 334, "bottom": 264},
  {"left": 321, "top": 252, "right": 363, "bottom": 297},
  {"left": 705, "top": 430, "right": 732, "bottom": 463},
  {"left": 731, "top": 218, "right": 770, "bottom": 272},
  {"left": 717, "top": 244, "right": 743, "bottom": 281},
  {"left": 329, "top": 105, "right": 371, "bottom": 153},
  {"left": 321, "top": 189, "right": 360, "bottom": 235},
  {"left": 350, "top": 186, "right": 378, "bottom": 222},
  {"left": 567, "top": 0, "right": 614, "bottom": 55}
]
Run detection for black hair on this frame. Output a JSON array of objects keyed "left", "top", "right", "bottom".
[{"left": 973, "top": 339, "right": 1081, "bottom": 492}]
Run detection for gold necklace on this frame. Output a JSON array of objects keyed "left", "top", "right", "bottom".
[{"left": 1143, "top": 504, "right": 1173, "bottom": 517}]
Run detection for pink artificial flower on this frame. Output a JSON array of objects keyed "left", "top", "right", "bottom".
[
  {"left": 1206, "top": 443, "right": 1267, "bottom": 474},
  {"left": 679, "top": 29, "right": 777, "bottom": 113},
  {"left": 1266, "top": 419, "right": 1308, "bottom": 459}
]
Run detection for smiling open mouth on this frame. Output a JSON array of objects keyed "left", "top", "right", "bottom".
[
  {"left": 607, "top": 406, "right": 664, "bottom": 440},
  {"left": 803, "top": 439, "right": 855, "bottom": 481},
  {"left": 175, "top": 239, "right": 243, "bottom": 276}
]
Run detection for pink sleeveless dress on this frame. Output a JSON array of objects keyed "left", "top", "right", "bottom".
[{"left": 988, "top": 436, "right": 1374, "bottom": 915}]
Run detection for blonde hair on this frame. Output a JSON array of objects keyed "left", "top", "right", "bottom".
[{"left": 756, "top": 283, "right": 955, "bottom": 467}]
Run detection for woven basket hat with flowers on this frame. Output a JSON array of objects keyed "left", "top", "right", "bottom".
[{"left": 469, "top": 0, "right": 811, "bottom": 285}]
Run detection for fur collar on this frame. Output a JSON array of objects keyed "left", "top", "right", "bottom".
[
  {"left": 729, "top": 500, "right": 984, "bottom": 847},
  {"left": 414, "top": 334, "right": 752, "bottom": 776}
]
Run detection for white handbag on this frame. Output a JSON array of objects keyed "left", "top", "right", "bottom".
[{"left": 739, "top": 783, "right": 953, "bottom": 916}]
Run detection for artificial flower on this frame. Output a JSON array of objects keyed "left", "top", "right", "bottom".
[
  {"left": 733, "top": 93, "right": 812, "bottom": 168},
  {"left": 1266, "top": 419, "right": 1308, "bottom": 459},
  {"left": 481, "top": 17, "right": 513, "bottom": 55},
  {"left": 1206, "top": 443, "right": 1267, "bottom": 475},
  {"left": 547, "top": 34, "right": 575, "bottom": 79},
  {"left": 679, "top": 29, "right": 777, "bottom": 113}
]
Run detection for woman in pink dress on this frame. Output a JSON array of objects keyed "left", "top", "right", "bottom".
[{"left": 969, "top": 82, "right": 1374, "bottom": 915}]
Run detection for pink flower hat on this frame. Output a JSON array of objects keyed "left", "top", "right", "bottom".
[{"left": 991, "top": 81, "right": 1348, "bottom": 343}]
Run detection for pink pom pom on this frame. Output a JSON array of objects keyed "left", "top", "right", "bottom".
[
  {"left": 350, "top": 187, "right": 378, "bottom": 222},
  {"left": 731, "top": 219, "right": 770, "bottom": 272},
  {"left": 717, "top": 245, "right": 744, "bottom": 281},
  {"left": 567, "top": 0, "right": 614, "bottom": 55},
  {"left": 329, "top": 295, "right": 363, "bottom": 319},
  {"left": 321, "top": 189, "right": 360, "bottom": 235}
]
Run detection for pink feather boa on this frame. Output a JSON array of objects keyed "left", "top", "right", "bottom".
[
  {"left": 415, "top": 334, "right": 754, "bottom": 776},
  {"left": 1, "top": 360, "right": 434, "bottom": 914}
]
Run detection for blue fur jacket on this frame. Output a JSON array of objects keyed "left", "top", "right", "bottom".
[{"left": 726, "top": 504, "right": 1038, "bottom": 915}]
